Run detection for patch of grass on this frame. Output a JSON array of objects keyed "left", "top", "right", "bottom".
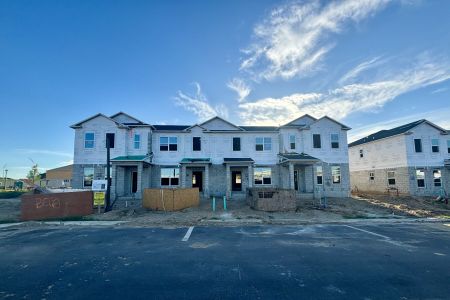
[{"left": 0, "top": 191, "right": 26, "bottom": 199}]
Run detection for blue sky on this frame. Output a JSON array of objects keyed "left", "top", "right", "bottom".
[{"left": 1, "top": 0, "right": 450, "bottom": 178}]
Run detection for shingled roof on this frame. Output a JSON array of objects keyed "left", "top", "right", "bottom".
[{"left": 349, "top": 119, "right": 447, "bottom": 148}]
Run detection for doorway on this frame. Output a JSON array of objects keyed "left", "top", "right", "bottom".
[
  {"left": 192, "top": 171, "right": 203, "bottom": 191},
  {"left": 131, "top": 171, "right": 138, "bottom": 194},
  {"left": 294, "top": 170, "right": 299, "bottom": 191},
  {"left": 232, "top": 171, "right": 242, "bottom": 191}
]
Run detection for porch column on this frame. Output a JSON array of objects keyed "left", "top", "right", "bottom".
[
  {"left": 248, "top": 164, "right": 253, "bottom": 188},
  {"left": 226, "top": 164, "right": 231, "bottom": 198},
  {"left": 289, "top": 162, "right": 295, "bottom": 190},
  {"left": 181, "top": 165, "right": 187, "bottom": 188},
  {"left": 137, "top": 163, "right": 143, "bottom": 198},
  {"left": 111, "top": 164, "right": 118, "bottom": 199},
  {"left": 204, "top": 164, "right": 210, "bottom": 198}
]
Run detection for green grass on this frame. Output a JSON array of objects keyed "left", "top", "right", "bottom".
[{"left": 0, "top": 191, "right": 26, "bottom": 199}]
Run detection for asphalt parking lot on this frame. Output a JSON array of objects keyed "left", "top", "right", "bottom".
[{"left": 0, "top": 222, "right": 449, "bottom": 299}]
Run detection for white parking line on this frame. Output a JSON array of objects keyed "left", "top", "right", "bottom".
[
  {"left": 182, "top": 226, "right": 194, "bottom": 242},
  {"left": 343, "top": 225, "right": 391, "bottom": 240}
]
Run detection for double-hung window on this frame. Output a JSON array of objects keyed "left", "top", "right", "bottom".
[
  {"left": 369, "top": 172, "right": 375, "bottom": 181},
  {"left": 160, "top": 137, "right": 178, "bottom": 151},
  {"left": 289, "top": 135, "right": 296, "bottom": 150},
  {"left": 359, "top": 149, "right": 364, "bottom": 158},
  {"left": 416, "top": 169, "right": 425, "bottom": 188},
  {"left": 316, "top": 166, "right": 323, "bottom": 185},
  {"left": 414, "top": 139, "right": 422, "bottom": 153},
  {"left": 84, "top": 133, "right": 95, "bottom": 149},
  {"left": 331, "top": 134, "right": 339, "bottom": 149},
  {"left": 433, "top": 170, "right": 442, "bottom": 187},
  {"left": 134, "top": 134, "right": 140, "bottom": 149},
  {"left": 431, "top": 139, "right": 439, "bottom": 153},
  {"left": 255, "top": 137, "right": 272, "bottom": 151},
  {"left": 387, "top": 171, "right": 396, "bottom": 185},
  {"left": 331, "top": 166, "right": 341, "bottom": 184},
  {"left": 254, "top": 168, "right": 272, "bottom": 185},
  {"left": 160, "top": 168, "right": 179, "bottom": 186},
  {"left": 83, "top": 167, "right": 94, "bottom": 187}
]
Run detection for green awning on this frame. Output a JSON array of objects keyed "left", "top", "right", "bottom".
[
  {"left": 180, "top": 158, "right": 211, "bottom": 164},
  {"left": 111, "top": 155, "right": 149, "bottom": 162}
]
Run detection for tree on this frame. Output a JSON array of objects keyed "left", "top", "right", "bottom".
[{"left": 27, "top": 164, "right": 40, "bottom": 185}]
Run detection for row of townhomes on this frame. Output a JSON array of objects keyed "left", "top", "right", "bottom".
[
  {"left": 71, "top": 112, "right": 351, "bottom": 201},
  {"left": 349, "top": 120, "right": 450, "bottom": 196}
]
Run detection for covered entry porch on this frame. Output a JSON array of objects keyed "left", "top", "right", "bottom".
[
  {"left": 180, "top": 158, "right": 211, "bottom": 197},
  {"left": 278, "top": 153, "right": 320, "bottom": 199},
  {"left": 111, "top": 155, "right": 152, "bottom": 200},
  {"left": 224, "top": 158, "right": 254, "bottom": 199}
]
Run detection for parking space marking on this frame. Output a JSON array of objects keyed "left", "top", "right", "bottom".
[
  {"left": 182, "top": 226, "right": 194, "bottom": 242},
  {"left": 343, "top": 225, "right": 391, "bottom": 240}
]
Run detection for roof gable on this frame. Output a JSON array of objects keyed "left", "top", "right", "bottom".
[
  {"left": 110, "top": 112, "right": 147, "bottom": 125},
  {"left": 283, "top": 114, "right": 317, "bottom": 127},
  {"left": 199, "top": 116, "right": 243, "bottom": 131},
  {"left": 70, "top": 113, "right": 126, "bottom": 129},
  {"left": 348, "top": 119, "right": 446, "bottom": 147},
  {"left": 311, "top": 116, "right": 351, "bottom": 130}
]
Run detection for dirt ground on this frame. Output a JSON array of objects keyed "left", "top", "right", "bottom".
[{"left": 2, "top": 193, "right": 449, "bottom": 225}]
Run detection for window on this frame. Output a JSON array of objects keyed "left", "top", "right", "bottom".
[
  {"left": 369, "top": 172, "right": 375, "bottom": 181},
  {"left": 105, "top": 133, "right": 115, "bottom": 148},
  {"left": 193, "top": 137, "right": 201, "bottom": 151},
  {"left": 134, "top": 134, "right": 140, "bottom": 149},
  {"left": 313, "top": 134, "right": 321, "bottom": 148},
  {"left": 331, "top": 134, "right": 339, "bottom": 149},
  {"left": 160, "top": 168, "right": 179, "bottom": 186},
  {"left": 331, "top": 166, "right": 341, "bottom": 184},
  {"left": 83, "top": 167, "right": 94, "bottom": 187},
  {"left": 431, "top": 139, "right": 439, "bottom": 153},
  {"left": 289, "top": 135, "right": 296, "bottom": 150},
  {"left": 414, "top": 139, "right": 422, "bottom": 153},
  {"left": 359, "top": 149, "right": 364, "bottom": 158},
  {"left": 416, "top": 169, "right": 425, "bottom": 188},
  {"left": 84, "top": 133, "right": 95, "bottom": 149},
  {"left": 316, "top": 166, "right": 323, "bottom": 185},
  {"left": 255, "top": 137, "right": 272, "bottom": 151},
  {"left": 233, "top": 137, "right": 241, "bottom": 151},
  {"left": 254, "top": 168, "right": 272, "bottom": 185},
  {"left": 433, "top": 170, "right": 442, "bottom": 187},
  {"left": 448, "top": 140, "right": 450, "bottom": 154},
  {"left": 387, "top": 171, "right": 396, "bottom": 185},
  {"left": 160, "top": 137, "right": 177, "bottom": 151}
]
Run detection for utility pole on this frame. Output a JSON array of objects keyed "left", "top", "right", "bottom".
[
  {"left": 105, "top": 133, "right": 114, "bottom": 212},
  {"left": 4, "top": 169, "right": 8, "bottom": 190}
]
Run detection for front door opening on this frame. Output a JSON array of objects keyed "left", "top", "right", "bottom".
[
  {"left": 232, "top": 171, "right": 242, "bottom": 191},
  {"left": 192, "top": 171, "right": 203, "bottom": 192},
  {"left": 294, "top": 170, "right": 298, "bottom": 191},
  {"left": 131, "top": 171, "right": 138, "bottom": 194}
]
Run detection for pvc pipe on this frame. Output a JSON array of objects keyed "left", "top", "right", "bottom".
[
  {"left": 223, "top": 196, "right": 227, "bottom": 211},
  {"left": 212, "top": 197, "right": 216, "bottom": 212}
]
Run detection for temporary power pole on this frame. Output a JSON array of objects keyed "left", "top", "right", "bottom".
[
  {"left": 105, "top": 133, "right": 114, "bottom": 212},
  {"left": 3, "top": 169, "right": 7, "bottom": 190}
]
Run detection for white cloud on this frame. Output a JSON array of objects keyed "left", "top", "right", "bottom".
[
  {"left": 241, "top": 0, "right": 391, "bottom": 81},
  {"left": 17, "top": 149, "right": 73, "bottom": 158},
  {"left": 227, "top": 78, "right": 251, "bottom": 102},
  {"left": 174, "top": 82, "right": 229, "bottom": 122},
  {"left": 338, "top": 56, "right": 387, "bottom": 84},
  {"left": 431, "top": 87, "right": 448, "bottom": 94},
  {"left": 239, "top": 56, "right": 450, "bottom": 125},
  {"left": 57, "top": 160, "right": 74, "bottom": 166}
]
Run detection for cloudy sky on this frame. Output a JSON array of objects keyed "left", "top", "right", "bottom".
[{"left": 1, "top": 0, "right": 449, "bottom": 178}]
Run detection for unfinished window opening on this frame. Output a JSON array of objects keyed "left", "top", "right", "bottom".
[
  {"left": 193, "top": 137, "right": 201, "bottom": 151},
  {"left": 313, "top": 134, "right": 321, "bottom": 148},
  {"left": 233, "top": 137, "right": 241, "bottom": 151},
  {"left": 359, "top": 149, "right": 364, "bottom": 158},
  {"left": 387, "top": 171, "right": 396, "bottom": 185},
  {"left": 416, "top": 169, "right": 425, "bottom": 188},
  {"left": 414, "top": 139, "right": 422, "bottom": 153}
]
